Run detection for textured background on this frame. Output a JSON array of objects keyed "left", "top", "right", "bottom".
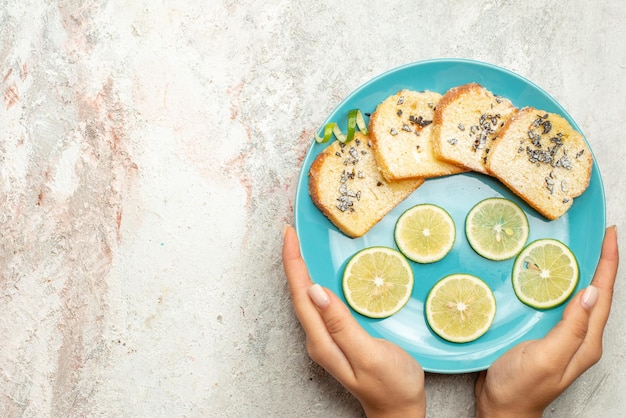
[{"left": 1, "top": 1, "right": 624, "bottom": 417}]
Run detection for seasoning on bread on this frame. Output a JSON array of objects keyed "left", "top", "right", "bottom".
[
  {"left": 433, "top": 83, "right": 517, "bottom": 174},
  {"left": 486, "top": 107, "right": 593, "bottom": 220},
  {"left": 308, "top": 131, "right": 424, "bottom": 238},
  {"left": 369, "top": 89, "right": 466, "bottom": 181}
]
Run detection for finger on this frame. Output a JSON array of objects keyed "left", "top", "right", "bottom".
[
  {"left": 538, "top": 287, "right": 592, "bottom": 372},
  {"left": 282, "top": 225, "right": 316, "bottom": 324},
  {"left": 536, "top": 226, "right": 619, "bottom": 365},
  {"left": 474, "top": 370, "right": 487, "bottom": 398},
  {"left": 563, "top": 226, "right": 619, "bottom": 378},
  {"left": 589, "top": 225, "right": 619, "bottom": 309},
  {"left": 283, "top": 226, "right": 338, "bottom": 342},
  {"left": 308, "top": 284, "right": 377, "bottom": 370},
  {"left": 282, "top": 226, "right": 353, "bottom": 377},
  {"left": 585, "top": 226, "right": 619, "bottom": 338}
]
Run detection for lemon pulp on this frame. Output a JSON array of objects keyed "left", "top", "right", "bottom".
[
  {"left": 395, "top": 204, "right": 456, "bottom": 263},
  {"left": 342, "top": 247, "right": 414, "bottom": 318},
  {"left": 466, "top": 197, "right": 529, "bottom": 261},
  {"left": 425, "top": 274, "right": 496, "bottom": 343},
  {"left": 512, "top": 239, "right": 579, "bottom": 309}
]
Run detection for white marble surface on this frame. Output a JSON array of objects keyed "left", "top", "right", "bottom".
[{"left": 1, "top": 1, "right": 624, "bottom": 417}]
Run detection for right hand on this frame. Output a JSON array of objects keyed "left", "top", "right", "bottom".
[{"left": 475, "top": 226, "right": 619, "bottom": 417}]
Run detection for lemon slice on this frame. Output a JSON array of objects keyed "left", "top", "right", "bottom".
[
  {"left": 342, "top": 247, "right": 414, "bottom": 318},
  {"left": 512, "top": 239, "right": 579, "bottom": 309},
  {"left": 394, "top": 204, "right": 456, "bottom": 263},
  {"left": 425, "top": 274, "right": 496, "bottom": 343},
  {"left": 465, "top": 197, "right": 529, "bottom": 261}
]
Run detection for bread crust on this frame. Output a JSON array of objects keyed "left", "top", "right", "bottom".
[
  {"left": 432, "top": 83, "right": 516, "bottom": 174},
  {"left": 369, "top": 89, "right": 465, "bottom": 181},
  {"left": 433, "top": 83, "right": 479, "bottom": 121},
  {"left": 308, "top": 132, "right": 423, "bottom": 237},
  {"left": 486, "top": 107, "right": 592, "bottom": 220}
]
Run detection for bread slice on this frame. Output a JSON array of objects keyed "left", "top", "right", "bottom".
[
  {"left": 486, "top": 107, "right": 593, "bottom": 220},
  {"left": 369, "top": 89, "right": 466, "bottom": 181},
  {"left": 308, "top": 132, "right": 424, "bottom": 238},
  {"left": 433, "top": 83, "right": 517, "bottom": 174}
]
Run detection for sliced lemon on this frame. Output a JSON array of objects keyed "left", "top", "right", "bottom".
[
  {"left": 465, "top": 197, "right": 529, "bottom": 261},
  {"left": 394, "top": 204, "right": 456, "bottom": 263},
  {"left": 425, "top": 274, "right": 496, "bottom": 343},
  {"left": 512, "top": 239, "right": 579, "bottom": 309},
  {"left": 342, "top": 247, "right": 414, "bottom": 318}
]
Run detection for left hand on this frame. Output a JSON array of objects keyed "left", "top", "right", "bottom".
[{"left": 282, "top": 225, "right": 426, "bottom": 418}]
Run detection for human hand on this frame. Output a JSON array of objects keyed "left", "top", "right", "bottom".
[
  {"left": 282, "top": 225, "right": 425, "bottom": 418},
  {"left": 475, "top": 226, "right": 619, "bottom": 418}
]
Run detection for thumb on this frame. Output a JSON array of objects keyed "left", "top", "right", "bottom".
[
  {"left": 539, "top": 285, "right": 597, "bottom": 368},
  {"left": 474, "top": 370, "right": 487, "bottom": 398},
  {"left": 308, "top": 284, "right": 375, "bottom": 359}
]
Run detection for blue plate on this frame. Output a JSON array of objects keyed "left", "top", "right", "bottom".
[{"left": 294, "top": 59, "right": 605, "bottom": 373}]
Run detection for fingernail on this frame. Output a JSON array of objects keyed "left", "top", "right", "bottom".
[
  {"left": 609, "top": 224, "right": 618, "bottom": 237},
  {"left": 282, "top": 224, "right": 291, "bottom": 238},
  {"left": 308, "top": 284, "right": 330, "bottom": 309},
  {"left": 581, "top": 285, "right": 599, "bottom": 311}
]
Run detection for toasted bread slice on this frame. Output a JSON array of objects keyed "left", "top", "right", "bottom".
[
  {"left": 433, "top": 83, "right": 517, "bottom": 174},
  {"left": 486, "top": 107, "right": 593, "bottom": 220},
  {"left": 369, "top": 90, "right": 466, "bottom": 181},
  {"left": 308, "top": 132, "right": 424, "bottom": 238}
]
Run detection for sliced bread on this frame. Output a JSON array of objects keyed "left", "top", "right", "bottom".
[
  {"left": 433, "top": 83, "right": 517, "bottom": 174},
  {"left": 486, "top": 107, "right": 593, "bottom": 220},
  {"left": 308, "top": 131, "right": 424, "bottom": 238},
  {"left": 369, "top": 89, "right": 466, "bottom": 181}
]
